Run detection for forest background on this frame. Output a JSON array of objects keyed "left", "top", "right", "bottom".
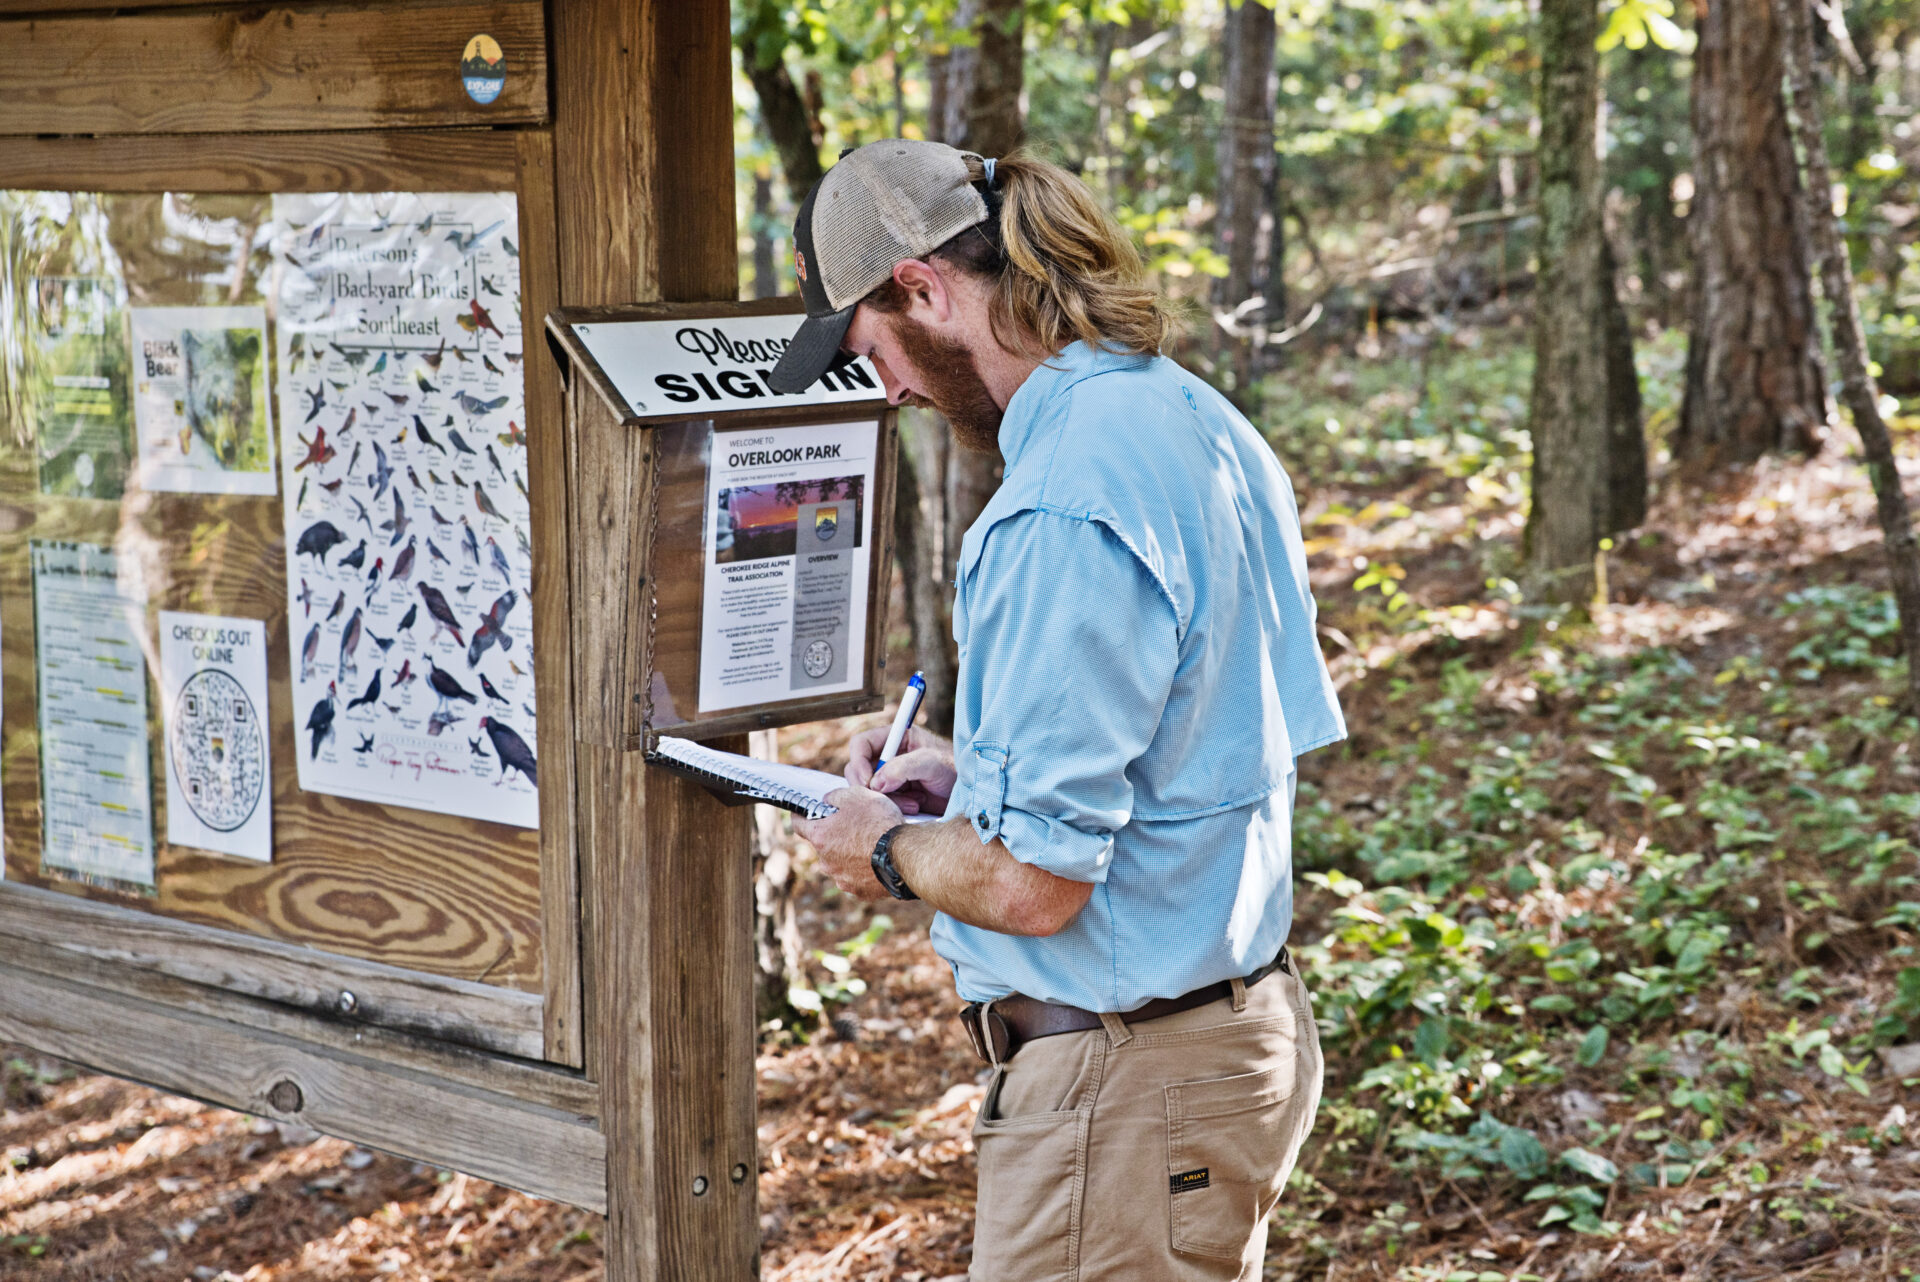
[{"left": 7, "top": 1, "right": 1920, "bottom": 1279}]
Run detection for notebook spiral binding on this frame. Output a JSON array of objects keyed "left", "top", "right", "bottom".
[{"left": 644, "top": 743, "right": 838, "bottom": 819}]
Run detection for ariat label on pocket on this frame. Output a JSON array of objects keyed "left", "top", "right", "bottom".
[{"left": 1170, "top": 1168, "right": 1211, "bottom": 1194}]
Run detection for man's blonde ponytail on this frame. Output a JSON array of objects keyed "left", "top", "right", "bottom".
[{"left": 972, "top": 151, "right": 1173, "bottom": 359}]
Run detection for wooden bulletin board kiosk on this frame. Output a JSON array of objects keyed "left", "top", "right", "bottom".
[{"left": 0, "top": 2, "right": 877, "bottom": 1277}]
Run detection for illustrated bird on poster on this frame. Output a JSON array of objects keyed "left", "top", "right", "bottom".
[
  {"left": 295, "top": 520, "right": 347, "bottom": 563},
  {"left": 407, "top": 467, "right": 426, "bottom": 493},
  {"left": 444, "top": 220, "right": 504, "bottom": 255},
  {"left": 344, "top": 440, "right": 361, "bottom": 478},
  {"left": 365, "top": 557, "right": 383, "bottom": 592},
  {"left": 338, "top": 608, "right": 364, "bottom": 679},
  {"left": 390, "top": 536, "right": 417, "bottom": 587},
  {"left": 306, "top": 683, "right": 338, "bottom": 758},
  {"left": 508, "top": 659, "right": 526, "bottom": 678},
  {"left": 326, "top": 591, "right": 346, "bottom": 623},
  {"left": 414, "top": 369, "right": 440, "bottom": 395},
  {"left": 486, "top": 536, "right": 512, "bottom": 585},
  {"left": 427, "top": 538, "right": 450, "bottom": 566},
  {"left": 289, "top": 333, "right": 308, "bottom": 373},
  {"left": 368, "top": 442, "right": 393, "bottom": 501},
  {"left": 469, "top": 590, "right": 517, "bottom": 660},
  {"left": 479, "top": 672, "right": 508, "bottom": 704},
  {"left": 293, "top": 426, "right": 334, "bottom": 471},
  {"left": 339, "top": 540, "right": 367, "bottom": 572},
  {"left": 429, "top": 469, "right": 448, "bottom": 487},
  {"left": 479, "top": 717, "right": 536, "bottom": 787},
  {"left": 392, "top": 658, "right": 415, "bottom": 688},
  {"left": 333, "top": 346, "right": 371, "bottom": 369},
  {"left": 502, "top": 236, "right": 519, "bottom": 258},
  {"left": 300, "top": 623, "right": 321, "bottom": 681},
  {"left": 468, "top": 299, "right": 503, "bottom": 338},
  {"left": 455, "top": 583, "right": 473, "bottom": 597},
  {"left": 426, "top": 659, "right": 478, "bottom": 715},
  {"left": 338, "top": 407, "right": 357, "bottom": 437},
  {"left": 384, "top": 391, "right": 409, "bottom": 407},
  {"left": 346, "top": 670, "right": 382, "bottom": 712},
  {"left": 417, "top": 583, "right": 465, "bottom": 645},
  {"left": 514, "top": 523, "right": 530, "bottom": 557},
  {"left": 320, "top": 477, "right": 343, "bottom": 496},
  {"left": 460, "top": 519, "right": 479, "bottom": 564},
  {"left": 382, "top": 491, "right": 411, "bottom": 545},
  {"left": 302, "top": 382, "right": 325, "bottom": 423},
  {"left": 420, "top": 337, "right": 446, "bottom": 372},
  {"left": 485, "top": 444, "right": 507, "bottom": 483},
  {"left": 296, "top": 476, "right": 309, "bottom": 511},
  {"left": 298, "top": 578, "right": 314, "bottom": 617},
  {"left": 473, "top": 483, "right": 507, "bottom": 524},
  {"left": 497, "top": 421, "right": 527, "bottom": 448},
  {"left": 415, "top": 212, "right": 435, "bottom": 236},
  {"left": 470, "top": 736, "right": 490, "bottom": 758},
  {"left": 361, "top": 402, "right": 382, "bottom": 419},
  {"left": 349, "top": 493, "right": 373, "bottom": 533},
  {"left": 427, "top": 708, "right": 458, "bottom": 737},
  {"left": 370, "top": 630, "right": 394, "bottom": 654},
  {"left": 453, "top": 395, "right": 505, "bottom": 421},
  {"left": 449, "top": 345, "right": 470, "bottom": 365},
  {"left": 397, "top": 602, "right": 418, "bottom": 634},
  {"left": 454, "top": 312, "right": 477, "bottom": 336},
  {"left": 414, "top": 417, "right": 446, "bottom": 453},
  {"left": 482, "top": 354, "right": 504, "bottom": 376},
  {"left": 522, "top": 702, "right": 535, "bottom": 718},
  {"left": 328, "top": 379, "right": 351, "bottom": 393},
  {"left": 513, "top": 471, "right": 529, "bottom": 503},
  {"left": 430, "top": 505, "right": 454, "bottom": 527},
  {"left": 503, "top": 350, "right": 522, "bottom": 364},
  {"left": 481, "top": 275, "right": 503, "bottom": 296},
  {"left": 356, "top": 734, "right": 375, "bottom": 755},
  {"left": 368, "top": 352, "right": 388, "bottom": 376}
]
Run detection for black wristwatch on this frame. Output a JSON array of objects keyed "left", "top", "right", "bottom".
[{"left": 870, "top": 824, "right": 918, "bottom": 900}]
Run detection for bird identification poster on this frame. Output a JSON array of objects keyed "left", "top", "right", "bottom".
[
  {"left": 159, "top": 612, "right": 272, "bottom": 862},
  {"left": 700, "top": 419, "right": 876, "bottom": 712},
  {"left": 32, "top": 541, "right": 155, "bottom": 893},
  {"left": 130, "top": 305, "right": 277, "bottom": 496},
  {"left": 271, "top": 191, "right": 538, "bottom": 829}
]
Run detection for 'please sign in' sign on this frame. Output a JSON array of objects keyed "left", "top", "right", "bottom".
[{"left": 570, "top": 313, "right": 885, "bottom": 420}]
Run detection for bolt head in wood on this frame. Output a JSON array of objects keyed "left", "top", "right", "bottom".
[
  {"left": 731, "top": 1163, "right": 748, "bottom": 1184},
  {"left": 691, "top": 1175, "right": 709, "bottom": 1196},
  {"left": 337, "top": 990, "right": 358, "bottom": 1014}
]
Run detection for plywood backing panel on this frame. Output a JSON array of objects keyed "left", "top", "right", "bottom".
[{"left": 0, "top": 2, "right": 549, "bottom": 137}]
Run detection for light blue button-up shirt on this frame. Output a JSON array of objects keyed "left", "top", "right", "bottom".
[{"left": 930, "top": 341, "right": 1346, "bottom": 1011}]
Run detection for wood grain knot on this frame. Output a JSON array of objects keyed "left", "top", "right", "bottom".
[{"left": 267, "top": 1078, "right": 304, "bottom": 1113}]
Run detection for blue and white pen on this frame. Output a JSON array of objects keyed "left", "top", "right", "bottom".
[{"left": 876, "top": 671, "right": 927, "bottom": 771}]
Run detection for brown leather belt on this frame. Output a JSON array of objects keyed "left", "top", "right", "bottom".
[{"left": 959, "top": 946, "right": 1293, "bottom": 1065}]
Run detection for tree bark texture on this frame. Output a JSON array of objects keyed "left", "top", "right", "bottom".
[
  {"left": 1524, "top": 0, "right": 1610, "bottom": 605},
  {"left": 897, "top": 410, "right": 958, "bottom": 732},
  {"left": 1776, "top": 0, "right": 1920, "bottom": 716},
  {"left": 748, "top": 729, "right": 809, "bottom": 1029},
  {"left": 1213, "top": 0, "right": 1279, "bottom": 324},
  {"left": 1676, "top": 0, "right": 1827, "bottom": 468},
  {"left": 1603, "top": 237, "right": 1648, "bottom": 535},
  {"left": 750, "top": 170, "right": 779, "bottom": 300}
]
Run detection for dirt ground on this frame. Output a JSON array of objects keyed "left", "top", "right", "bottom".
[{"left": 6, "top": 436, "right": 1920, "bottom": 1281}]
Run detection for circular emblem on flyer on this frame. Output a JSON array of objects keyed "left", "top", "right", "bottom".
[
  {"left": 814, "top": 507, "right": 839, "bottom": 542},
  {"left": 74, "top": 453, "right": 95, "bottom": 490},
  {"left": 170, "top": 669, "right": 267, "bottom": 832},
  {"left": 803, "top": 639, "right": 834, "bottom": 678},
  {"left": 461, "top": 34, "right": 506, "bottom": 105}
]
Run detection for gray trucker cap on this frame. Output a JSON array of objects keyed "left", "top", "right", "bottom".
[{"left": 768, "top": 139, "right": 990, "bottom": 394}]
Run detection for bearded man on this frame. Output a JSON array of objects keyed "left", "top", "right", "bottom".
[{"left": 772, "top": 139, "right": 1347, "bottom": 1282}]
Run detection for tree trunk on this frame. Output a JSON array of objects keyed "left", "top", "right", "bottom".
[
  {"left": 1213, "top": 0, "right": 1279, "bottom": 363},
  {"left": 943, "top": 0, "right": 1025, "bottom": 155},
  {"left": 1676, "top": 0, "right": 1827, "bottom": 468},
  {"left": 1777, "top": 0, "right": 1920, "bottom": 717},
  {"left": 748, "top": 730, "right": 809, "bottom": 1030},
  {"left": 898, "top": 409, "right": 958, "bottom": 732},
  {"left": 736, "top": 16, "right": 826, "bottom": 201},
  {"left": 1524, "top": 0, "right": 1610, "bottom": 605},
  {"left": 750, "top": 171, "right": 779, "bottom": 301},
  {"left": 1602, "top": 236, "right": 1647, "bottom": 536}
]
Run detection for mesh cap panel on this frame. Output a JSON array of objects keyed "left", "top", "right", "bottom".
[{"left": 812, "top": 140, "right": 989, "bottom": 311}]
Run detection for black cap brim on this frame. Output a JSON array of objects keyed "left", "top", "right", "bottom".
[{"left": 768, "top": 304, "right": 857, "bottom": 394}]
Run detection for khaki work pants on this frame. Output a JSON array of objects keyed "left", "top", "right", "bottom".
[{"left": 967, "top": 966, "right": 1324, "bottom": 1280}]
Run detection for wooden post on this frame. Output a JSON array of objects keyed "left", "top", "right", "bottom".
[{"left": 551, "top": 3, "right": 756, "bottom": 1278}]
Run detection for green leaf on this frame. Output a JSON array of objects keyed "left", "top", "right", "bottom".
[
  {"left": 1560, "top": 1148, "right": 1620, "bottom": 1184},
  {"left": 1577, "top": 1025, "right": 1611, "bottom": 1068}
]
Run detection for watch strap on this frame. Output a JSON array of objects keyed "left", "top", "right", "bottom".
[{"left": 870, "top": 823, "right": 918, "bottom": 900}]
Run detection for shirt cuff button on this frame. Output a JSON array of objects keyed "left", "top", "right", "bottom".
[{"left": 975, "top": 811, "right": 989, "bottom": 828}]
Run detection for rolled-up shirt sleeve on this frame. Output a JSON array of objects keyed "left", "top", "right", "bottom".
[{"left": 954, "top": 508, "right": 1180, "bottom": 883}]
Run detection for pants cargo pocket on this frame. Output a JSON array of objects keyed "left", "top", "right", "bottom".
[
  {"left": 971, "top": 1069, "right": 1089, "bottom": 1281},
  {"left": 1164, "top": 1063, "right": 1298, "bottom": 1262}
]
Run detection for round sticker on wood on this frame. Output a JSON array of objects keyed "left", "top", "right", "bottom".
[{"left": 461, "top": 34, "right": 506, "bottom": 104}]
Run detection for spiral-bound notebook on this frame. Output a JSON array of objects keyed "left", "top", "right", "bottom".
[{"left": 649, "top": 736, "right": 940, "bottom": 821}]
